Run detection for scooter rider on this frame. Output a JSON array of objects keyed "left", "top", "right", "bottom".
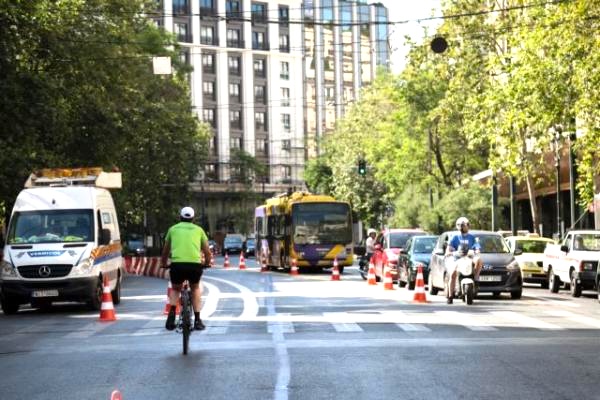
[{"left": 445, "top": 217, "right": 482, "bottom": 304}]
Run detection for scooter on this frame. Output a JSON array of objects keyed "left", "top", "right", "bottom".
[
  {"left": 446, "top": 248, "right": 477, "bottom": 305},
  {"left": 359, "top": 254, "right": 370, "bottom": 280},
  {"left": 456, "top": 249, "right": 477, "bottom": 305}
]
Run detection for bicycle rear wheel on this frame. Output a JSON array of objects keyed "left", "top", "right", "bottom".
[{"left": 181, "top": 290, "right": 191, "bottom": 355}]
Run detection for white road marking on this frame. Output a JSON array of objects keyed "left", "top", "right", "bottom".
[
  {"left": 490, "top": 311, "right": 564, "bottom": 330},
  {"left": 131, "top": 316, "right": 165, "bottom": 336},
  {"left": 544, "top": 310, "right": 600, "bottom": 329},
  {"left": 323, "top": 312, "right": 363, "bottom": 332},
  {"left": 200, "top": 281, "right": 221, "bottom": 319},
  {"left": 435, "top": 311, "right": 498, "bottom": 331},
  {"left": 64, "top": 321, "right": 114, "bottom": 338},
  {"left": 396, "top": 323, "right": 431, "bottom": 332},
  {"left": 267, "top": 313, "right": 295, "bottom": 334},
  {"left": 204, "top": 276, "right": 259, "bottom": 319}
]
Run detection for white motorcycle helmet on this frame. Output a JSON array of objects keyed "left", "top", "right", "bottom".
[{"left": 455, "top": 216, "right": 470, "bottom": 231}]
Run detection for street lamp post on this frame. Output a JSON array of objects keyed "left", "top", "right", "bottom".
[{"left": 553, "top": 128, "right": 562, "bottom": 238}]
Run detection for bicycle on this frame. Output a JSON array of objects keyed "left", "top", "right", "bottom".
[{"left": 178, "top": 280, "right": 193, "bottom": 355}]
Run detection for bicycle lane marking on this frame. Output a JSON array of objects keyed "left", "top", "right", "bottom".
[
  {"left": 264, "top": 273, "right": 290, "bottom": 400},
  {"left": 202, "top": 276, "right": 259, "bottom": 319},
  {"left": 200, "top": 281, "right": 229, "bottom": 334}
]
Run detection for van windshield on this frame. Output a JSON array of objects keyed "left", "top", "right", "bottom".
[{"left": 8, "top": 210, "right": 94, "bottom": 244}]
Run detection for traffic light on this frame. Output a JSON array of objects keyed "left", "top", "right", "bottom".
[{"left": 358, "top": 159, "right": 366, "bottom": 176}]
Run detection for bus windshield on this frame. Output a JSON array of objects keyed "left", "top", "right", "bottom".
[
  {"left": 292, "top": 203, "right": 352, "bottom": 245},
  {"left": 8, "top": 209, "right": 94, "bottom": 244}
]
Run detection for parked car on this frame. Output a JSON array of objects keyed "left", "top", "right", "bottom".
[
  {"left": 428, "top": 230, "right": 523, "bottom": 299},
  {"left": 375, "top": 228, "right": 427, "bottom": 282},
  {"left": 543, "top": 230, "right": 600, "bottom": 297},
  {"left": 505, "top": 235, "right": 554, "bottom": 288},
  {"left": 244, "top": 238, "right": 256, "bottom": 256},
  {"left": 222, "top": 234, "right": 244, "bottom": 255},
  {"left": 397, "top": 235, "right": 438, "bottom": 290},
  {"left": 124, "top": 237, "right": 146, "bottom": 256}
]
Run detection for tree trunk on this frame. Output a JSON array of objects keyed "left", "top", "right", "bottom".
[{"left": 525, "top": 174, "right": 539, "bottom": 234}]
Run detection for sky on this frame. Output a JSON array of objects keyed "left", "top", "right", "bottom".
[{"left": 377, "top": 0, "right": 443, "bottom": 73}]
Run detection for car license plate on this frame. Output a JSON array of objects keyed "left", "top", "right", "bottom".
[
  {"left": 479, "top": 275, "right": 502, "bottom": 282},
  {"left": 32, "top": 290, "right": 59, "bottom": 298}
]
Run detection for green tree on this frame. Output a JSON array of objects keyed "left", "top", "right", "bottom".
[{"left": 0, "top": 0, "right": 209, "bottom": 232}]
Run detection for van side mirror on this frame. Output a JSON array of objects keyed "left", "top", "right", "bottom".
[
  {"left": 434, "top": 248, "right": 445, "bottom": 256},
  {"left": 100, "top": 229, "right": 112, "bottom": 246},
  {"left": 560, "top": 245, "right": 569, "bottom": 253},
  {"left": 514, "top": 249, "right": 523, "bottom": 256}
]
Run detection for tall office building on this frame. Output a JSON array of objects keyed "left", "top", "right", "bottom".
[
  {"left": 303, "top": 0, "right": 389, "bottom": 157},
  {"left": 151, "top": 0, "right": 389, "bottom": 235}
]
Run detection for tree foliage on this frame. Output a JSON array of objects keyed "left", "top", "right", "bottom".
[{"left": 0, "top": 0, "right": 210, "bottom": 233}]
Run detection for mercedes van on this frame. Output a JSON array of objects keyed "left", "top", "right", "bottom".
[{"left": 0, "top": 168, "right": 124, "bottom": 314}]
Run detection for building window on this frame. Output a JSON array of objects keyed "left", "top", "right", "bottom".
[
  {"left": 254, "top": 85, "right": 266, "bottom": 104},
  {"left": 209, "top": 136, "right": 217, "bottom": 155},
  {"left": 282, "top": 165, "right": 292, "bottom": 179},
  {"left": 281, "top": 114, "right": 290, "bottom": 132},
  {"left": 325, "top": 86, "right": 335, "bottom": 100},
  {"left": 255, "top": 111, "right": 266, "bottom": 131},
  {"left": 179, "top": 50, "right": 189, "bottom": 66},
  {"left": 281, "top": 88, "right": 290, "bottom": 107},
  {"left": 202, "top": 108, "right": 216, "bottom": 127},
  {"left": 175, "top": 22, "right": 189, "bottom": 42},
  {"left": 227, "top": 29, "right": 242, "bottom": 48},
  {"left": 200, "top": 26, "right": 215, "bottom": 45},
  {"left": 200, "top": 0, "right": 214, "bottom": 13},
  {"left": 282, "top": 139, "right": 291, "bottom": 150},
  {"left": 253, "top": 59, "right": 265, "bottom": 77},
  {"left": 251, "top": 2, "right": 266, "bottom": 23},
  {"left": 279, "top": 34, "right": 289, "bottom": 53},
  {"left": 230, "top": 136, "right": 243, "bottom": 149},
  {"left": 205, "top": 163, "right": 218, "bottom": 181},
  {"left": 229, "top": 110, "right": 242, "bottom": 129},
  {"left": 280, "top": 61, "right": 289, "bottom": 79},
  {"left": 279, "top": 5, "right": 289, "bottom": 26},
  {"left": 203, "top": 81, "right": 215, "bottom": 99},
  {"left": 228, "top": 56, "right": 241, "bottom": 75},
  {"left": 173, "top": 0, "right": 188, "bottom": 14},
  {"left": 256, "top": 138, "right": 268, "bottom": 155},
  {"left": 252, "top": 31, "right": 265, "bottom": 50},
  {"left": 229, "top": 83, "right": 241, "bottom": 101},
  {"left": 226, "top": 0, "right": 241, "bottom": 18},
  {"left": 202, "top": 53, "right": 215, "bottom": 73}
]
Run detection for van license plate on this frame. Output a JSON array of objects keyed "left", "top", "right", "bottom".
[
  {"left": 32, "top": 290, "right": 59, "bottom": 298},
  {"left": 479, "top": 275, "right": 502, "bottom": 282}
]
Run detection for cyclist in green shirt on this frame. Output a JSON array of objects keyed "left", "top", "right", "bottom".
[{"left": 161, "top": 206, "right": 211, "bottom": 331}]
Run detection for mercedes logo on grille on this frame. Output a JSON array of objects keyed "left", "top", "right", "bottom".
[
  {"left": 38, "top": 266, "right": 52, "bottom": 278},
  {"left": 483, "top": 265, "right": 494, "bottom": 271}
]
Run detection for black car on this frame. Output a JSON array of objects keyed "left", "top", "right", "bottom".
[
  {"left": 222, "top": 234, "right": 244, "bottom": 255},
  {"left": 397, "top": 235, "right": 438, "bottom": 290},
  {"left": 428, "top": 230, "right": 523, "bottom": 299},
  {"left": 244, "top": 238, "right": 256, "bottom": 256}
]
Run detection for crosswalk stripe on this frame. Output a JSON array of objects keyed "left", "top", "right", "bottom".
[
  {"left": 64, "top": 321, "right": 113, "bottom": 339},
  {"left": 206, "top": 323, "right": 230, "bottom": 335},
  {"left": 131, "top": 316, "right": 165, "bottom": 336},
  {"left": 544, "top": 310, "right": 600, "bottom": 329},
  {"left": 331, "top": 322, "right": 363, "bottom": 332},
  {"left": 490, "top": 311, "right": 564, "bottom": 330},
  {"left": 435, "top": 311, "right": 498, "bottom": 331},
  {"left": 396, "top": 323, "right": 431, "bottom": 332}
]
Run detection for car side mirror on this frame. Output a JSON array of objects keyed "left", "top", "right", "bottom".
[
  {"left": 434, "top": 248, "right": 444, "bottom": 256},
  {"left": 100, "top": 228, "right": 112, "bottom": 246},
  {"left": 514, "top": 249, "right": 523, "bottom": 256},
  {"left": 560, "top": 245, "right": 569, "bottom": 253},
  {"left": 399, "top": 249, "right": 407, "bottom": 255}
]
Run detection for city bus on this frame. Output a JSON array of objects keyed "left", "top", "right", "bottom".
[{"left": 254, "top": 191, "right": 353, "bottom": 273}]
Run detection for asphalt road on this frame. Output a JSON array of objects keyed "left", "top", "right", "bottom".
[{"left": 2, "top": 256, "right": 600, "bottom": 400}]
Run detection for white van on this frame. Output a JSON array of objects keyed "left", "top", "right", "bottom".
[{"left": 0, "top": 168, "right": 123, "bottom": 314}]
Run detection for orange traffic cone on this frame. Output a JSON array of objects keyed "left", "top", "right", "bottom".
[
  {"left": 367, "top": 262, "right": 377, "bottom": 285},
  {"left": 224, "top": 252, "right": 230, "bottom": 268},
  {"left": 331, "top": 258, "right": 341, "bottom": 281},
  {"left": 239, "top": 252, "right": 246, "bottom": 270},
  {"left": 290, "top": 258, "right": 299, "bottom": 275},
  {"left": 111, "top": 390, "right": 122, "bottom": 400},
  {"left": 163, "top": 281, "right": 181, "bottom": 315},
  {"left": 260, "top": 254, "right": 269, "bottom": 272},
  {"left": 383, "top": 266, "right": 394, "bottom": 290},
  {"left": 99, "top": 276, "right": 117, "bottom": 321},
  {"left": 413, "top": 265, "right": 428, "bottom": 303}
]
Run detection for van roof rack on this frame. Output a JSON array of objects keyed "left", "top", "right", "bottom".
[{"left": 24, "top": 167, "right": 122, "bottom": 189}]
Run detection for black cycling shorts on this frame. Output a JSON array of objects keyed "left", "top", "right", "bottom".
[{"left": 169, "top": 262, "right": 204, "bottom": 285}]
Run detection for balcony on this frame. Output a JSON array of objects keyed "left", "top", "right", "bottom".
[
  {"left": 201, "top": 35, "right": 218, "bottom": 46},
  {"left": 251, "top": 13, "right": 267, "bottom": 24},
  {"left": 227, "top": 39, "right": 245, "bottom": 49},
  {"left": 200, "top": 7, "right": 216, "bottom": 17},
  {"left": 279, "top": 45, "right": 290, "bottom": 53},
  {"left": 252, "top": 41, "right": 269, "bottom": 51}
]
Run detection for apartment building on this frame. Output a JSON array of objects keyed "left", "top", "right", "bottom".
[{"left": 152, "top": 0, "right": 389, "bottom": 235}]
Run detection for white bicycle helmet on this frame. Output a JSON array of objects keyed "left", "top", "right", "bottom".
[{"left": 455, "top": 216, "right": 469, "bottom": 230}]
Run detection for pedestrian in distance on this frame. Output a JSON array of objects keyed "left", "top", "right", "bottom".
[{"left": 161, "top": 207, "right": 212, "bottom": 331}]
